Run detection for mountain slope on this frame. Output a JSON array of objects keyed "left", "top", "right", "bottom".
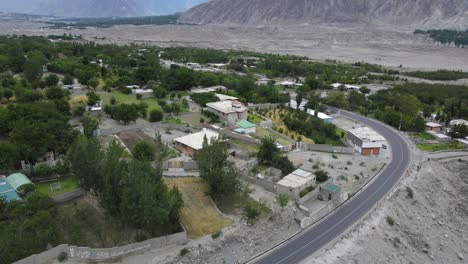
[
  {"left": 0, "top": 0, "right": 207, "bottom": 18},
  {"left": 179, "top": 0, "right": 468, "bottom": 29}
]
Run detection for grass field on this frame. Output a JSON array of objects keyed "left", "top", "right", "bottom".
[
  {"left": 164, "top": 177, "right": 232, "bottom": 238},
  {"left": 417, "top": 140, "right": 465, "bottom": 152},
  {"left": 248, "top": 114, "right": 263, "bottom": 124},
  {"left": 36, "top": 177, "right": 79, "bottom": 197},
  {"left": 412, "top": 132, "right": 436, "bottom": 140},
  {"left": 265, "top": 109, "right": 315, "bottom": 144}
]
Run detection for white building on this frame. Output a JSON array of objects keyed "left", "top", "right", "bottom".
[
  {"left": 174, "top": 128, "right": 219, "bottom": 156},
  {"left": 306, "top": 109, "right": 333, "bottom": 124},
  {"left": 348, "top": 127, "right": 386, "bottom": 156},
  {"left": 132, "top": 89, "right": 154, "bottom": 98},
  {"left": 450, "top": 119, "right": 468, "bottom": 127},
  {"left": 206, "top": 100, "right": 248, "bottom": 127},
  {"left": 190, "top": 85, "right": 228, "bottom": 94},
  {"left": 276, "top": 169, "right": 316, "bottom": 200}
]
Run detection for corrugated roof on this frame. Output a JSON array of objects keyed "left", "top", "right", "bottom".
[
  {"left": 0, "top": 179, "right": 20, "bottom": 202},
  {"left": 6, "top": 173, "right": 32, "bottom": 191},
  {"left": 237, "top": 120, "right": 257, "bottom": 129},
  {"left": 174, "top": 129, "right": 219, "bottom": 151}
]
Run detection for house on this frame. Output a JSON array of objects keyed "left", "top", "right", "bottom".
[
  {"left": 206, "top": 100, "right": 248, "bottom": 127},
  {"left": 319, "top": 182, "right": 341, "bottom": 205},
  {"left": 348, "top": 127, "right": 386, "bottom": 156},
  {"left": 425, "top": 122, "right": 443, "bottom": 132},
  {"left": 234, "top": 120, "right": 257, "bottom": 134},
  {"left": 0, "top": 178, "right": 20, "bottom": 202},
  {"left": 5, "top": 173, "right": 33, "bottom": 191},
  {"left": 132, "top": 89, "right": 154, "bottom": 98},
  {"left": 306, "top": 109, "right": 333, "bottom": 124},
  {"left": 174, "top": 128, "right": 219, "bottom": 156},
  {"left": 276, "top": 169, "right": 316, "bottom": 200}
]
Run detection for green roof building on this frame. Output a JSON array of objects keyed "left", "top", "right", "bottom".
[
  {"left": 6, "top": 173, "right": 33, "bottom": 191},
  {"left": 236, "top": 120, "right": 257, "bottom": 134},
  {"left": 0, "top": 178, "right": 20, "bottom": 202}
]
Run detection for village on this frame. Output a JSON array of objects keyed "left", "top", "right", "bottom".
[{"left": 2, "top": 44, "right": 467, "bottom": 264}]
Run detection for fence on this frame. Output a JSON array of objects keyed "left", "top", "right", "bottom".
[
  {"left": 14, "top": 230, "right": 187, "bottom": 264},
  {"left": 300, "top": 143, "right": 354, "bottom": 154},
  {"left": 219, "top": 129, "right": 261, "bottom": 145},
  {"left": 52, "top": 188, "right": 85, "bottom": 204},
  {"left": 242, "top": 175, "right": 276, "bottom": 193},
  {"left": 247, "top": 103, "right": 284, "bottom": 109},
  {"left": 100, "top": 122, "right": 197, "bottom": 136},
  {"left": 300, "top": 204, "right": 331, "bottom": 228}
]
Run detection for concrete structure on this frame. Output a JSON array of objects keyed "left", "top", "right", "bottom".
[
  {"left": 235, "top": 120, "right": 257, "bottom": 134},
  {"left": 306, "top": 109, "right": 333, "bottom": 124},
  {"left": 174, "top": 128, "right": 219, "bottom": 156},
  {"left": 319, "top": 183, "right": 341, "bottom": 203},
  {"left": 449, "top": 119, "right": 468, "bottom": 127},
  {"left": 0, "top": 178, "right": 20, "bottom": 202},
  {"left": 190, "top": 85, "right": 228, "bottom": 94},
  {"left": 276, "top": 169, "right": 316, "bottom": 200},
  {"left": 206, "top": 100, "right": 248, "bottom": 127},
  {"left": 215, "top": 93, "right": 238, "bottom": 101},
  {"left": 132, "top": 89, "right": 153, "bottom": 98},
  {"left": 6, "top": 173, "right": 32, "bottom": 191},
  {"left": 348, "top": 126, "right": 386, "bottom": 155},
  {"left": 425, "top": 122, "right": 443, "bottom": 132}
]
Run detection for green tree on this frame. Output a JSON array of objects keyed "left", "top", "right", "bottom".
[
  {"left": 86, "top": 91, "right": 101, "bottom": 106},
  {"left": 44, "top": 74, "right": 59, "bottom": 87},
  {"left": 0, "top": 141, "right": 19, "bottom": 172},
  {"left": 276, "top": 193, "right": 289, "bottom": 208},
  {"left": 62, "top": 74, "right": 74, "bottom": 85},
  {"left": 257, "top": 136, "right": 280, "bottom": 164},
  {"left": 149, "top": 109, "right": 163, "bottom": 122},
  {"left": 133, "top": 141, "right": 155, "bottom": 162},
  {"left": 81, "top": 114, "right": 99, "bottom": 138}
]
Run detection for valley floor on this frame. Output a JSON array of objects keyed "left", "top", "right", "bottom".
[{"left": 2, "top": 19, "right": 468, "bottom": 71}]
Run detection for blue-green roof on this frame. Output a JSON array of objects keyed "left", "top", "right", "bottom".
[
  {"left": 322, "top": 183, "right": 340, "bottom": 193},
  {"left": 6, "top": 173, "right": 32, "bottom": 191},
  {"left": 234, "top": 128, "right": 246, "bottom": 134},
  {"left": 237, "top": 120, "right": 256, "bottom": 129},
  {"left": 0, "top": 179, "right": 20, "bottom": 202}
]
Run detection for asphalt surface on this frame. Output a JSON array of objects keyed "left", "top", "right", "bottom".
[{"left": 251, "top": 109, "right": 412, "bottom": 264}]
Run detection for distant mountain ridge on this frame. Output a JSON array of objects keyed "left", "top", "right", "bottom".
[
  {"left": 179, "top": 0, "right": 468, "bottom": 29},
  {"left": 0, "top": 0, "right": 207, "bottom": 18}
]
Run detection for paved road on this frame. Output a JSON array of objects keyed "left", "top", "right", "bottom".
[{"left": 250, "top": 109, "right": 412, "bottom": 264}]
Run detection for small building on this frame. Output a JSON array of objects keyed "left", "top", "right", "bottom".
[
  {"left": 306, "top": 109, "right": 333, "bottom": 124},
  {"left": 88, "top": 100, "right": 103, "bottom": 112},
  {"left": 0, "top": 178, "right": 20, "bottom": 202},
  {"left": 235, "top": 120, "right": 257, "bottom": 134},
  {"left": 132, "top": 89, "right": 154, "bottom": 98},
  {"left": 5, "top": 173, "right": 33, "bottom": 191},
  {"left": 190, "top": 85, "right": 228, "bottom": 94},
  {"left": 348, "top": 127, "right": 386, "bottom": 156},
  {"left": 206, "top": 100, "right": 248, "bottom": 127},
  {"left": 174, "top": 128, "right": 219, "bottom": 156},
  {"left": 276, "top": 169, "right": 316, "bottom": 200},
  {"left": 278, "top": 81, "right": 303, "bottom": 88},
  {"left": 319, "top": 182, "right": 342, "bottom": 206},
  {"left": 425, "top": 122, "right": 443, "bottom": 132}
]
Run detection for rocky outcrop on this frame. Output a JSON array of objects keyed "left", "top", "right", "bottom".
[{"left": 179, "top": 0, "right": 468, "bottom": 29}]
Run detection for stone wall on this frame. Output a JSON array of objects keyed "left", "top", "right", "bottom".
[{"left": 13, "top": 231, "right": 187, "bottom": 264}]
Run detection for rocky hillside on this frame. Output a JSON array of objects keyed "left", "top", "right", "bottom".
[
  {"left": 0, "top": 0, "right": 207, "bottom": 18},
  {"left": 179, "top": 0, "right": 468, "bottom": 29}
]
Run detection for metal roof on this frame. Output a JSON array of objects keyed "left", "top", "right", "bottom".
[
  {"left": 237, "top": 120, "right": 257, "bottom": 129},
  {"left": 6, "top": 173, "right": 32, "bottom": 191},
  {"left": 0, "top": 179, "right": 20, "bottom": 202},
  {"left": 322, "top": 183, "right": 340, "bottom": 193},
  {"left": 174, "top": 129, "right": 219, "bottom": 151}
]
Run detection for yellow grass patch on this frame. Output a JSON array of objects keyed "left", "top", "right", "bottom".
[
  {"left": 164, "top": 177, "right": 232, "bottom": 238},
  {"left": 69, "top": 95, "right": 88, "bottom": 108}
]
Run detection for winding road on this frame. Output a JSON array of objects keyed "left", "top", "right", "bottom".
[{"left": 250, "top": 109, "right": 412, "bottom": 264}]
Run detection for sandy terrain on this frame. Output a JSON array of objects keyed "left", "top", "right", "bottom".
[
  {"left": 1, "top": 18, "right": 468, "bottom": 71},
  {"left": 304, "top": 152, "right": 468, "bottom": 264}
]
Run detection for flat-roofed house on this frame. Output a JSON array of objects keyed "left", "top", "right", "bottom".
[
  {"left": 174, "top": 128, "right": 219, "bottom": 156},
  {"left": 206, "top": 100, "right": 248, "bottom": 127},
  {"left": 276, "top": 169, "right": 316, "bottom": 200},
  {"left": 348, "top": 127, "right": 386, "bottom": 156},
  {"left": 425, "top": 122, "right": 443, "bottom": 132}
]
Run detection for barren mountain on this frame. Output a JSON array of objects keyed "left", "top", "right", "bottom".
[
  {"left": 180, "top": 0, "right": 468, "bottom": 29},
  {"left": 0, "top": 0, "right": 207, "bottom": 18}
]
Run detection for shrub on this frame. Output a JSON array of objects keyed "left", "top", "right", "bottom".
[
  {"left": 332, "top": 154, "right": 338, "bottom": 159},
  {"left": 134, "top": 231, "right": 148, "bottom": 242},
  {"left": 180, "top": 248, "right": 190, "bottom": 256},
  {"left": 278, "top": 128, "right": 284, "bottom": 134},
  {"left": 211, "top": 231, "right": 222, "bottom": 239},
  {"left": 58, "top": 252, "right": 68, "bottom": 262},
  {"left": 347, "top": 161, "right": 352, "bottom": 165},
  {"left": 136, "top": 93, "right": 143, "bottom": 100},
  {"left": 110, "top": 96, "right": 117, "bottom": 105},
  {"left": 149, "top": 109, "right": 163, "bottom": 122},
  {"left": 406, "top": 187, "right": 414, "bottom": 199},
  {"left": 299, "top": 185, "right": 316, "bottom": 198},
  {"left": 315, "top": 170, "right": 329, "bottom": 183},
  {"left": 386, "top": 216, "right": 395, "bottom": 226},
  {"left": 276, "top": 193, "right": 289, "bottom": 208}
]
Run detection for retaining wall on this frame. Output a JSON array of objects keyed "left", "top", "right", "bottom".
[{"left": 51, "top": 188, "right": 85, "bottom": 204}]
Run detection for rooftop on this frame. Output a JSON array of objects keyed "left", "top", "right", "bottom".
[
  {"left": 348, "top": 127, "right": 385, "bottom": 142},
  {"left": 425, "top": 122, "right": 442, "bottom": 128},
  {"left": 322, "top": 183, "right": 340, "bottom": 193},
  {"left": 6, "top": 173, "right": 32, "bottom": 191},
  {"left": 206, "top": 100, "right": 247, "bottom": 114},
  {"left": 191, "top": 85, "right": 227, "bottom": 94},
  {"left": 174, "top": 129, "right": 219, "bottom": 151},
  {"left": 0, "top": 178, "right": 20, "bottom": 202},
  {"left": 237, "top": 120, "right": 257, "bottom": 129},
  {"left": 306, "top": 109, "right": 333, "bottom": 120},
  {"left": 450, "top": 119, "right": 468, "bottom": 127},
  {"left": 277, "top": 169, "right": 315, "bottom": 189},
  {"left": 215, "top": 93, "right": 238, "bottom": 101}
]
